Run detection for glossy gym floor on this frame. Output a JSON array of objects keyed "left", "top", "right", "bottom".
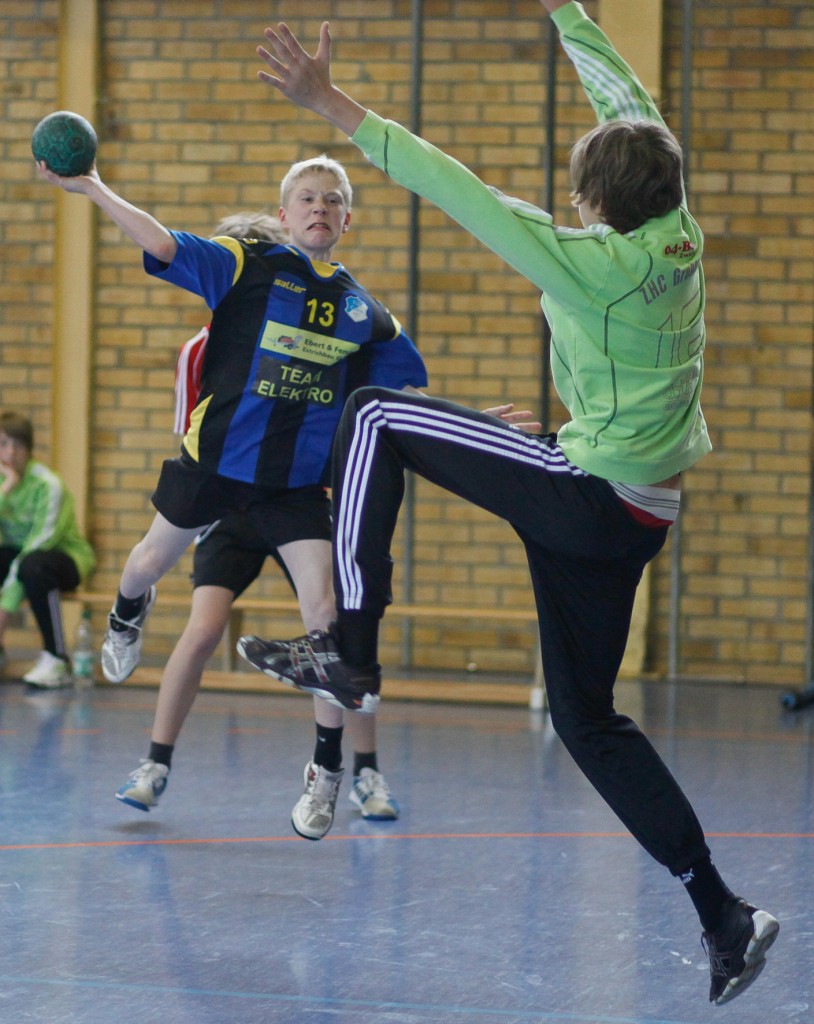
[{"left": 0, "top": 672, "right": 811, "bottom": 1024}]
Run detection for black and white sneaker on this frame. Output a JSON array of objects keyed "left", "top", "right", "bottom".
[
  {"left": 236, "top": 627, "right": 381, "bottom": 713},
  {"left": 702, "top": 897, "right": 779, "bottom": 1005}
]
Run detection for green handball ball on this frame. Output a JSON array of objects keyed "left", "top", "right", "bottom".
[{"left": 32, "top": 111, "right": 97, "bottom": 177}]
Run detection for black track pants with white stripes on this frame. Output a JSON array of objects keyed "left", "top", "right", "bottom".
[
  {"left": 0, "top": 547, "right": 80, "bottom": 659},
  {"left": 332, "top": 387, "right": 710, "bottom": 874}
]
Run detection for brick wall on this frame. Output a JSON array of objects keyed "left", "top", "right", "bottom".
[
  {"left": 2, "top": 0, "right": 812, "bottom": 684},
  {"left": 1, "top": 1, "right": 58, "bottom": 466},
  {"left": 655, "top": 0, "right": 814, "bottom": 683}
]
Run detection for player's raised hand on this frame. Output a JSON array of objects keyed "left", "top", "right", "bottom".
[
  {"left": 258, "top": 22, "right": 333, "bottom": 113},
  {"left": 257, "top": 22, "right": 367, "bottom": 136}
]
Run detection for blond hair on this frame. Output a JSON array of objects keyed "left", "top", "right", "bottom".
[
  {"left": 280, "top": 155, "right": 353, "bottom": 210},
  {"left": 212, "top": 211, "right": 286, "bottom": 243}
]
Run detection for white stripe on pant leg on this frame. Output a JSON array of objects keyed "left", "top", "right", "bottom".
[
  {"left": 48, "top": 588, "right": 65, "bottom": 658},
  {"left": 381, "top": 402, "right": 588, "bottom": 473},
  {"left": 384, "top": 419, "right": 566, "bottom": 468},
  {"left": 337, "top": 396, "right": 588, "bottom": 611},
  {"left": 342, "top": 407, "right": 381, "bottom": 606},
  {"left": 336, "top": 399, "right": 387, "bottom": 609},
  {"left": 346, "top": 414, "right": 381, "bottom": 603}
]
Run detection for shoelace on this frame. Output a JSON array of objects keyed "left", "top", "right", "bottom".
[
  {"left": 701, "top": 929, "right": 744, "bottom": 980},
  {"left": 289, "top": 636, "right": 334, "bottom": 684},
  {"left": 129, "top": 762, "right": 165, "bottom": 788},
  {"left": 357, "top": 773, "right": 390, "bottom": 802},
  {"left": 306, "top": 786, "right": 340, "bottom": 815},
  {"left": 108, "top": 614, "right": 143, "bottom": 635},
  {"left": 106, "top": 627, "right": 143, "bottom": 657}
]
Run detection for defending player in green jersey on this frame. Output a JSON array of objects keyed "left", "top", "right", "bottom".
[{"left": 238, "top": 0, "right": 780, "bottom": 1006}]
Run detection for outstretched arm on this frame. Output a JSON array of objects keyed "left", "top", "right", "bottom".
[
  {"left": 255, "top": 16, "right": 596, "bottom": 300},
  {"left": 539, "top": 0, "right": 570, "bottom": 11},
  {"left": 257, "top": 21, "right": 367, "bottom": 135},
  {"left": 35, "top": 161, "right": 177, "bottom": 263}
]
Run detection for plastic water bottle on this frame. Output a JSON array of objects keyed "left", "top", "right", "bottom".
[{"left": 73, "top": 609, "right": 95, "bottom": 688}]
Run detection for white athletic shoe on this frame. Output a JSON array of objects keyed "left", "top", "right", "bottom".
[
  {"left": 349, "top": 768, "right": 400, "bottom": 820},
  {"left": 22, "top": 651, "right": 73, "bottom": 688},
  {"left": 101, "top": 585, "right": 156, "bottom": 683},
  {"left": 115, "top": 759, "right": 169, "bottom": 812},
  {"left": 291, "top": 760, "right": 344, "bottom": 840}
]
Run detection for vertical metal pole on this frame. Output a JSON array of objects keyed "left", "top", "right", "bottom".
[
  {"left": 667, "top": 508, "right": 682, "bottom": 679},
  {"left": 805, "top": 320, "right": 814, "bottom": 684},
  {"left": 668, "top": 0, "right": 693, "bottom": 680},
  {"left": 539, "top": 20, "right": 557, "bottom": 437},
  {"left": 530, "top": 18, "right": 559, "bottom": 712},
  {"left": 400, "top": 0, "right": 424, "bottom": 666}
]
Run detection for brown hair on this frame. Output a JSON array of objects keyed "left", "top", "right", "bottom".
[
  {"left": 0, "top": 411, "right": 34, "bottom": 452},
  {"left": 569, "top": 120, "right": 684, "bottom": 235}
]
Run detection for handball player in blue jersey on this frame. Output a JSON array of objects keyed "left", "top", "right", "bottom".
[{"left": 36, "top": 153, "right": 431, "bottom": 837}]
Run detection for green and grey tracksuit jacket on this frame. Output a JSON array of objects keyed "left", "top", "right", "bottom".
[{"left": 349, "top": 0, "right": 711, "bottom": 486}]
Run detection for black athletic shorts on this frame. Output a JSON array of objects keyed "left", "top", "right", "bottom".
[
  {"left": 152, "top": 453, "right": 280, "bottom": 529},
  {"left": 191, "top": 487, "right": 331, "bottom": 597}
]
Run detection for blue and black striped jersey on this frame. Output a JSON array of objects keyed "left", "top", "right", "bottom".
[{"left": 145, "top": 233, "right": 427, "bottom": 489}]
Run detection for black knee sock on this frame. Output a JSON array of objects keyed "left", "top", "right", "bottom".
[
  {"left": 148, "top": 741, "right": 174, "bottom": 769},
  {"left": 679, "top": 857, "right": 736, "bottom": 932},
  {"left": 112, "top": 590, "right": 148, "bottom": 628},
  {"left": 334, "top": 610, "right": 380, "bottom": 667},
  {"left": 313, "top": 724, "right": 343, "bottom": 773},
  {"left": 353, "top": 751, "right": 378, "bottom": 776}
]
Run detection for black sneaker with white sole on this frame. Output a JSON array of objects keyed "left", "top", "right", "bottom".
[
  {"left": 236, "top": 627, "right": 381, "bottom": 713},
  {"left": 702, "top": 897, "right": 779, "bottom": 1005}
]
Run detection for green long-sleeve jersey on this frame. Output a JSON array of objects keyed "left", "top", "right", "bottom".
[
  {"left": 350, "top": 1, "right": 711, "bottom": 485},
  {"left": 0, "top": 460, "right": 95, "bottom": 612}
]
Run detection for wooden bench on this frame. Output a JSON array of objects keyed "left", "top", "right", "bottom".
[{"left": 62, "top": 589, "right": 547, "bottom": 708}]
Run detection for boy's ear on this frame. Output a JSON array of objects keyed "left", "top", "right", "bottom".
[{"left": 342, "top": 211, "right": 351, "bottom": 233}]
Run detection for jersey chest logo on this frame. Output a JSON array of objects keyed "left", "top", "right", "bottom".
[{"left": 259, "top": 320, "right": 360, "bottom": 365}]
